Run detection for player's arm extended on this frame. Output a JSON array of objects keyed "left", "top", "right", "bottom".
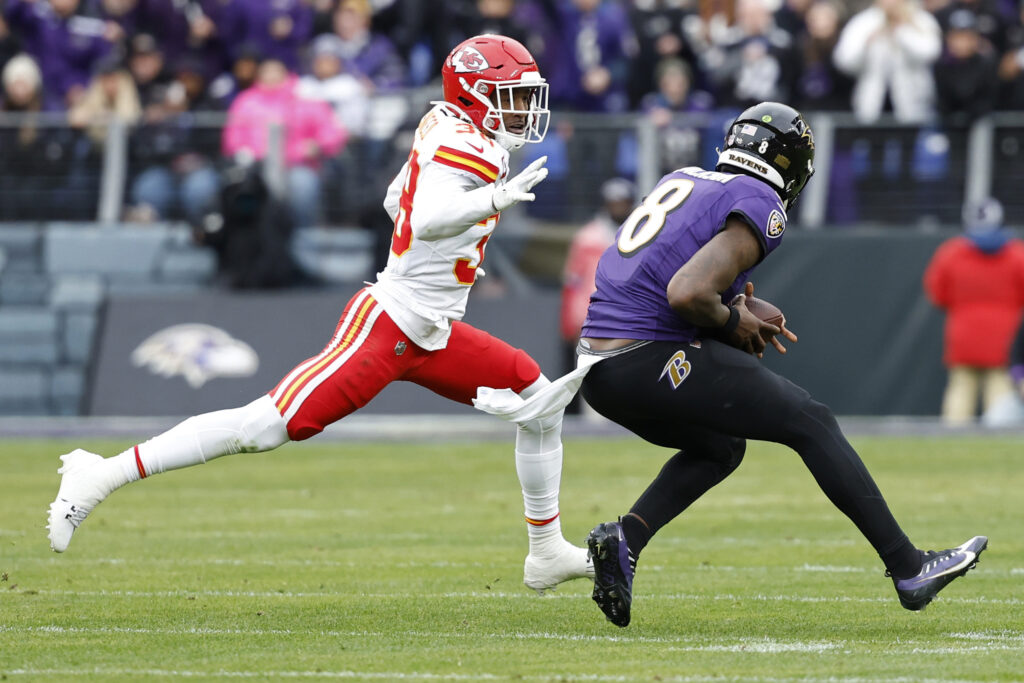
[
  {"left": 666, "top": 217, "right": 774, "bottom": 354},
  {"left": 409, "top": 164, "right": 500, "bottom": 240},
  {"left": 410, "top": 157, "right": 548, "bottom": 241}
]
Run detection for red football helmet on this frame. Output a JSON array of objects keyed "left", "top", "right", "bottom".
[{"left": 441, "top": 34, "right": 549, "bottom": 150}]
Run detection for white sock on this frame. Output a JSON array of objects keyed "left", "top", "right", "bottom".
[
  {"left": 515, "top": 375, "right": 567, "bottom": 555},
  {"left": 516, "top": 445, "right": 564, "bottom": 553},
  {"left": 95, "top": 396, "right": 289, "bottom": 497}
]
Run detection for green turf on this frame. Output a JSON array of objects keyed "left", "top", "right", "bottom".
[{"left": 0, "top": 435, "right": 1021, "bottom": 682}]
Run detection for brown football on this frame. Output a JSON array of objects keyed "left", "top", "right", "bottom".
[{"left": 739, "top": 295, "right": 785, "bottom": 328}]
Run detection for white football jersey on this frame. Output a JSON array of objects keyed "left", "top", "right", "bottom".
[{"left": 370, "top": 104, "right": 511, "bottom": 351}]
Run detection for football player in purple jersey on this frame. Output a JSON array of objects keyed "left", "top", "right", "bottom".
[{"left": 578, "top": 101, "right": 988, "bottom": 627}]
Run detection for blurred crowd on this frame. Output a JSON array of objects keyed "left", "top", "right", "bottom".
[{"left": 2, "top": 0, "right": 1024, "bottom": 228}]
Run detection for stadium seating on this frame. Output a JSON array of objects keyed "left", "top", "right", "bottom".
[
  {"left": 0, "top": 220, "right": 376, "bottom": 415},
  {"left": 0, "top": 222, "right": 213, "bottom": 415}
]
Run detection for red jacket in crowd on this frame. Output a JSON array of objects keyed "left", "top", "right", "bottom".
[{"left": 924, "top": 236, "right": 1024, "bottom": 367}]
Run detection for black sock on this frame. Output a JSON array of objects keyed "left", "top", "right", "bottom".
[
  {"left": 885, "top": 543, "right": 926, "bottom": 580},
  {"left": 621, "top": 512, "right": 652, "bottom": 565}
]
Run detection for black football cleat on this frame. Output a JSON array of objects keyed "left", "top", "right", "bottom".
[
  {"left": 888, "top": 535, "right": 988, "bottom": 611},
  {"left": 586, "top": 521, "right": 634, "bottom": 627}
]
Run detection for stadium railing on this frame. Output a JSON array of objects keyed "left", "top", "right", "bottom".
[{"left": 3, "top": 104, "right": 1024, "bottom": 231}]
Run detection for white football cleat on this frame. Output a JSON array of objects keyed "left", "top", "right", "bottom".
[
  {"left": 523, "top": 539, "right": 595, "bottom": 594},
  {"left": 47, "top": 449, "right": 107, "bottom": 553}
]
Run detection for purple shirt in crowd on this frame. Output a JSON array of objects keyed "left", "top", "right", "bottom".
[
  {"left": 5, "top": 0, "right": 111, "bottom": 110},
  {"left": 542, "top": 0, "right": 631, "bottom": 113},
  {"left": 220, "top": 0, "right": 314, "bottom": 71},
  {"left": 582, "top": 167, "right": 787, "bottom": 342}
]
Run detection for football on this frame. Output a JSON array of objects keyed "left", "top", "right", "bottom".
[{"left": 737, "top": 295, "right": 785, "bottom": 328}]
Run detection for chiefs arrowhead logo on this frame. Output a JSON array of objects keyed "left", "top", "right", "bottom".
[{"left": 452, "top": 46, "right": 490, "bottom": 73}]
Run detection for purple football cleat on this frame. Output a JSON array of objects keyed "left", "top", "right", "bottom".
[
  {"left": 889, "top": 535, "right": 988, "bottom": 611},
  {"left": 586, "top": 521, "right": 634, "bottom": 627}
]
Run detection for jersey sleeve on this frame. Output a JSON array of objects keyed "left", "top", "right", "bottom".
[
  {"left": 430, "top": 143, "right": 502, "bottom": 187},
  {"left": 424, "top": 122, "right": 506, "bottom": 189},
  {"left": 403, "top": 116, "right": 508, "bottom": 241},
  {"left": 724, "top": 177, "right": 789, "bottom": 261}
]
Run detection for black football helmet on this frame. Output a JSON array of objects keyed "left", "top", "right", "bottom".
[{"left": 715, "top": 102, "right": 815, "bottom": 209}]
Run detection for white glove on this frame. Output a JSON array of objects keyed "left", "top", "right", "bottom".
[{"left": 491, "top": 156, "right": 549, "bottom": 212}]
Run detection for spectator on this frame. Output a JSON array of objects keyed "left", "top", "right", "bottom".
[
  {"left": 934, "top": 0, "right": 1013, "bottom": 55},
  {"left": 934, "top": 9, "right": 999, "bottom": 124},
  {"left": 127, "top": 33, "right": 173, "bottom": 109},
  {"left": 310, "top": 0, "right": 335, "bottom": 35},
  {"left": 60, "top": 55, "right": 140, "bottom": 218},
  {"left": 774, "top": 0, "right": 813, "bottom": 37},
  {"left": 1, "top": 52, "right": 42, "bottom": 111},
  {"left": 198, "top": 157, "right": 303, "bottom": 288},
  {"left": 5, "top": 0, "right": 121, "bottom": 110},
  {"left": 545, "top": 0, "right": 633, "bottom": 113},
  {"left": 642, "top": 57, "right": 713, "bottom": 120},
  {"left": 684, "top": 0, "right": 736, "bottom": 52},
  {"left": 328, "top": 0, "right": 407, "bottom": 92},
  {"left": 69, "top": 54, "right": 141, "bottom": 147},
  {"left": 219, "top": 0, "right": 313, "bottom": 73},
  {"left": 454, "top": 0, "right": 533, "bottom": 55},
  {"left": 794, "top": 0, "right": 853, "bottom": 111},
  {"left": 181, "top": 0, "right": 238, "bottom": 82},
  {"left": 923, "top": 197, "right": 1024, "bottom": 424},
  {"left": 297, "top": 34, "right": 370, "bottom": 138},
  {"left": 207, "top": 43, "right": 262, "bottom": 109},
  {"left": 222, "top": 57, "right": 347, "bottom": 228},
  {"left": 0, "top": 15, "right": 23, "bottom": 76},
  {"left": 86, "top": 0, "right": 218, "bottom": 70},
  {"left": 171, "top": 54, "right": 220, "bottom": 111},
  {"left": 702, "top": 0, "right": 801, "bottom": 109},
  {"left": 125, "top": 59, "right": 221, "bottom": 224},
  {"left": 297, "top": 33, "right": 373, "bottom": 224},
  {"left": 639, "top": 57, "right": 712, "bottom": 175},
  {"left": 0, "top": 53, "right": 82, "bottom": 219},
  {"left": 833, "top": 0, "right": 942, "bottom": 123},
  {"left": 372, "top": 0, "right": 431, "bottom": 64},
  {"left": 626, "top": 0, "right": 701, "bottom": 108},
  {"left": 996, "top": 4, "right": 1024, "bottom": 110}
]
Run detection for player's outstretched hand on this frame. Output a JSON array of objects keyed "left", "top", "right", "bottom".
[{"left": 492, "top": 156, "right": 548, "bottom": 211}]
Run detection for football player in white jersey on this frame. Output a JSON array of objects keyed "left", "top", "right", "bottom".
[{"left": 46, "top": 34, "right": 593, "bottom": 594}]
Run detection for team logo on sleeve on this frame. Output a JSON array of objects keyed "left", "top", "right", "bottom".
[
  {"left": 659, "top": 350, "right": 692, "bottom": 389},
  {"left": 766, "top": 209, "right": 786, "bottom": 238},
  {"left": 452, "top": 46, "right": 490, "bottom": 73}
]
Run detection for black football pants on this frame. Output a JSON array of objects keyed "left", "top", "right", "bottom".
[{"left": 580, "top": 338, "right": 920, "bottom": 576}]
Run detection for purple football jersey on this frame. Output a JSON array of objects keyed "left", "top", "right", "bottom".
[{"left": 582, "top": 167, "right": 788, "bottom": 342}]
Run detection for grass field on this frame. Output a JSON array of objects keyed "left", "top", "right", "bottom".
[{"left": 1, "top": 434, "right": 1021, "bottom": 682}]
